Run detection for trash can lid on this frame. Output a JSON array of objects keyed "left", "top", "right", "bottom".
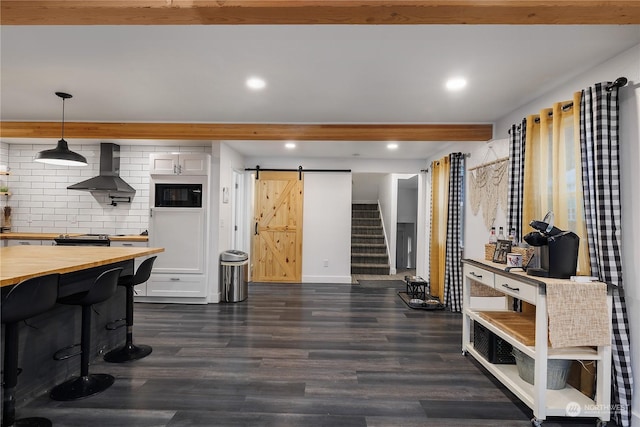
[{"left": 221, "top": 249, "right": 248, "bottom": 262}]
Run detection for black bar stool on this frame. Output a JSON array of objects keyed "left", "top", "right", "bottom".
[
  {"left": 50, "top": 267, "right": 122, "bottom": 401},
  {"left": 104, "top": 256, "right": 156, "bottom": 363},
  {"left": 2, "top": 273, "right": 59, "bottom": 427}
]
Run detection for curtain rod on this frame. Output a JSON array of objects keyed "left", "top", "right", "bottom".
[
  {"left": 512, "top": 77, "right": 628, "bottom": 127},
  {"left": 245, "top": 165, "right": 351, "bottom": 180},
  {"left": 467, "top": 156, "right": 509, "bottom": 172}
]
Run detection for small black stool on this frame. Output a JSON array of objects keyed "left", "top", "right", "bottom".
[
  {"left": 2, "top": 273, "right": 59, "bottom": 427},
  {"left": 50, "top": 267, "right": 122, "bottom": 401},
  {"left": 104, "top": 256, "right": 157, "bottom": 363}
]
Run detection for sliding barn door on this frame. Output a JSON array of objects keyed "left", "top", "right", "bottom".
[{"left": 251, "top": 171, "right": 303, "bottom": 283}]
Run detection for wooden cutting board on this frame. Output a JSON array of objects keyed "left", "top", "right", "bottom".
[{"left": 479, "top": 311, "right": 536, "bottom": 346}]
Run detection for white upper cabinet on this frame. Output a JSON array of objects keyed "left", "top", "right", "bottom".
[{"left": 149, "top": 153, "right": 209, "bottom": 176}]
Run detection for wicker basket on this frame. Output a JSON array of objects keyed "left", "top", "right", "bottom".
[{"left": 484, "top": 244, "right": 533, "bottom": 266}]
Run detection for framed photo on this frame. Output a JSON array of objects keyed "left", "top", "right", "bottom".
[{"left": 493, "top": 240, "right": 512, "bottom": 264}]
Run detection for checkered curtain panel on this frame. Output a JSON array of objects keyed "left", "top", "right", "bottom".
[
  {"left": 507, "top": 119, "right": 526, "bottom": 242},
  {"left": 580, "top": 82, "right": 633, "bottom": 426},
  {"left": 443, "top": 153, "right": 465, "bottom": 312}
]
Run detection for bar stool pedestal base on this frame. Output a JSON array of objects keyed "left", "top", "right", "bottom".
[
  {"left": 50, "top": 374, "right": 114, "bottom": 401},
  {"left": 9, "top": 417, "right": 53, "bottom": 427},
  {"left": 104, "top": 343, "right": 152, "bottom": 363}
]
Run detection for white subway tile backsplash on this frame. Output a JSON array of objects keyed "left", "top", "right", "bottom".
[{"left": 3, "top": 143, "right": 209, "bottom": 234}]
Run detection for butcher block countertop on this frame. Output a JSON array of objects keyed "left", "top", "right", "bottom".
[
  {"left": 0, "top": 245, "right": 164, "bottom": 287},
  {"left": 0, "top": 232, "right": 148, "bottom": 242}
]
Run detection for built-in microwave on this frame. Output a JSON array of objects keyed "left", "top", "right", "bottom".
[{"left": 154, "top": 183, "right": 202, "bottom": 208}]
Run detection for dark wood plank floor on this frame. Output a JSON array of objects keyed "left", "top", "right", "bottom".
[{"left": 24, "top": 281, "right": 611, "bottom": 426}]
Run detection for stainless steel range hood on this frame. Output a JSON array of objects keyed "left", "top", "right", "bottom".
[{"left": 67, "top": 143, "right": 136, "bottom": 194}]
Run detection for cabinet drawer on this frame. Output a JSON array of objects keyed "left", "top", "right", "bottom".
[
  {"left": 7, "top": 239, "right": 43, "bottom": 246},
  {"left": 494, "top": 276, "right": 538, "bottom": 304},
  {"left": 147, "top": 274, "right": 206, "bottom": 298},
  {"left": 464, "top": 264, "right": 494, "bottom": 288}
]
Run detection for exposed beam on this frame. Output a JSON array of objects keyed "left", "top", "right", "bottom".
[
  {"left": 0, "top": 122, "right": 493, "bottom": 142},
  {"left": 2, "top": 1, "right": 639, "bottom": 25}
]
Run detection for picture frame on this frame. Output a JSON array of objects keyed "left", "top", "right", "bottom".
[{"left": 492, "top": 239, "right": 512, "bottom": 264}]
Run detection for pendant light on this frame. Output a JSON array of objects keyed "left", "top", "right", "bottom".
[{"left": 34, "top": 92, "right": 87, "bottom": 166}]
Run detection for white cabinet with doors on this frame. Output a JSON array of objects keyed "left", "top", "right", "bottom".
[
  {"left": 149, "top": 153, "right": 209, "bottom": 176},
  {"left": 143, "top": 152, "right": 210, "bottom": 304}
]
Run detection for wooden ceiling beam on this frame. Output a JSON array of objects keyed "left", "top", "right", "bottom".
[
  {"left": 2, "top": 1, "right": 638, "bottom": 25},
  {"left": 0, "top": 122, "right": 493, "bottom": 142}
]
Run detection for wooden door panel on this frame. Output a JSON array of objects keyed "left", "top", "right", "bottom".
[{"left": 252, "top": 171, "right": 303, "bottom": 283}]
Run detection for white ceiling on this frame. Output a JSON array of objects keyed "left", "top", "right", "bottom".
[{"left": 2, "top": 24, "right": 640, "bottom": 160}]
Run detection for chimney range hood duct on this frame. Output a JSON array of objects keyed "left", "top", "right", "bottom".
[{"left": 68, "top": 143, "right": 136, "bottom": 194}]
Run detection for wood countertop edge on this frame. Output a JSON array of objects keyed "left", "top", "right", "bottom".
[{"left": 0, "top": 247, "right": 164, "bottom": 287}]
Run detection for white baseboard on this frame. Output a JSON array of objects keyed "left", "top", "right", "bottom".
[
  {"left": 302, "top": 275, "right": 352, "bottom": 284},
  {"left": 632, "top": 409, "right": 639, "bottom": 426}
]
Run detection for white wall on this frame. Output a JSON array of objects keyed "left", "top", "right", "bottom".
[
  {"left": 378, "top": 173, "right": 396, "bottom": 274},
  {"left": 416, "top": 170, "right": 430, "bottom": 279},
  {"left": 433, "top": 44, "right": 640, "bottom": 425},
  {"left": 243, "top": 155, "right": 424, "bottom": 174},
  {"left": 302, "top": 172, "right": 352, "bottom": 283},
  {"left": 352, "top": 172, "right": 384, "bottom": 202}
]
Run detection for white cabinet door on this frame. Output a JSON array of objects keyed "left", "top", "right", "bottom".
[
  {"left": 149, "top": 153, "right": 209, "bottom": 176},
  {"left": 179, "top": 153, "right": 209, "bottom": 175},
  {"left": 149, "top": 153, "right": 179, "bottom": 175},
  {"left": 150, "top": 208, "right": 205, "bottom": 274}
]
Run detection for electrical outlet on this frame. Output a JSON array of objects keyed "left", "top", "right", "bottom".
[
  {"left": 69, "top": 215, "right": 77, "bottom": 224},
  {"left": 323, "top": 259, "right": 329, "bottom": 267}
]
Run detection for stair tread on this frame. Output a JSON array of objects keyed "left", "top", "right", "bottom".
[
  {"left": 351, "top": 263, "right": 390, "bottom": 267},
  {"left": 352, "top": 252, "right": 388, "bottom": 257}
]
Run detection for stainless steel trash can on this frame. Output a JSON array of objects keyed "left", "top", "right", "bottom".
[{"left": 219, "top": 250, "right": 249, "bottom": 302}]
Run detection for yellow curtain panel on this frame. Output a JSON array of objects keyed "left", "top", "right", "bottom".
[
  {"left": 522, "top": 92, "right": 589, "bottom": 274},
  {"left": 429, "top": 156, "right": 450, "bottom": 300}
]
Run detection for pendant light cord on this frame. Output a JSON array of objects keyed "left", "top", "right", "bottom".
[{"left": 61, "top": 96, "right": 65, "bottom": 140}]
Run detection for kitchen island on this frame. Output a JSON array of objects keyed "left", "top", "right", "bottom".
[{"left": 0, "top": 245, "right": 164, "bottom": 406}]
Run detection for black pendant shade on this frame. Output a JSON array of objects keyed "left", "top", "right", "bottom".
[{"left": 34, "top": 92, "right": 87, "bottom": 166}]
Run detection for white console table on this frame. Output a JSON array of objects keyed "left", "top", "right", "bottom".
[{"left": 461, "top": 259, "right": 612, "bottom": 427}]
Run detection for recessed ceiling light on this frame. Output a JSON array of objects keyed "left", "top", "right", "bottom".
[
  {"left": 285, "top": 142, "right": 296, "bottom": 149},
  {"left": 446, "top": 77, "right": 467, "bottom": 91},
  {"left": 246, "top": 77, "right": 266, "bottom": 90},
  {"left": 387, "top": 143, "right": 399, "bottom": 150}
]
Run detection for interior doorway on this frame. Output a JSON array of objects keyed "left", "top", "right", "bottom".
[
  {"left": 396, "top": 222, "right": 416, "bottom": 269},
  {"left": 396, "top": 175, "right": 418, "bottom": 273}
]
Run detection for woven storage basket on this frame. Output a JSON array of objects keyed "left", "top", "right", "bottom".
[{"left": 484, "top": 244, "right": 533, "bottom": 266}]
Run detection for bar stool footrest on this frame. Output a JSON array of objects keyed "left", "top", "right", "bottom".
[
  {"left": 52, "top": 344, "right": 81, "bottom": 361},
  {"left": 49, "top": 374, "right": 114, "bottom": 401},
  {"left": 105, "top": 318, "right": 126, "bottom": 331}
]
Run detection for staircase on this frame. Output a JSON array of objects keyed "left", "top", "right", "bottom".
[{"left": 351, "top": 203, "right": 390, "bottom": 275}]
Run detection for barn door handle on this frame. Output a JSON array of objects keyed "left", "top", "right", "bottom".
[{"left": 254, "top": 222, "right": 259, "bottom": 235}]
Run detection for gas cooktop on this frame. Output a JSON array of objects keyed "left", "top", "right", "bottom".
[{"left": 54, "top": 234, "right": 111, "bottom": 246}]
